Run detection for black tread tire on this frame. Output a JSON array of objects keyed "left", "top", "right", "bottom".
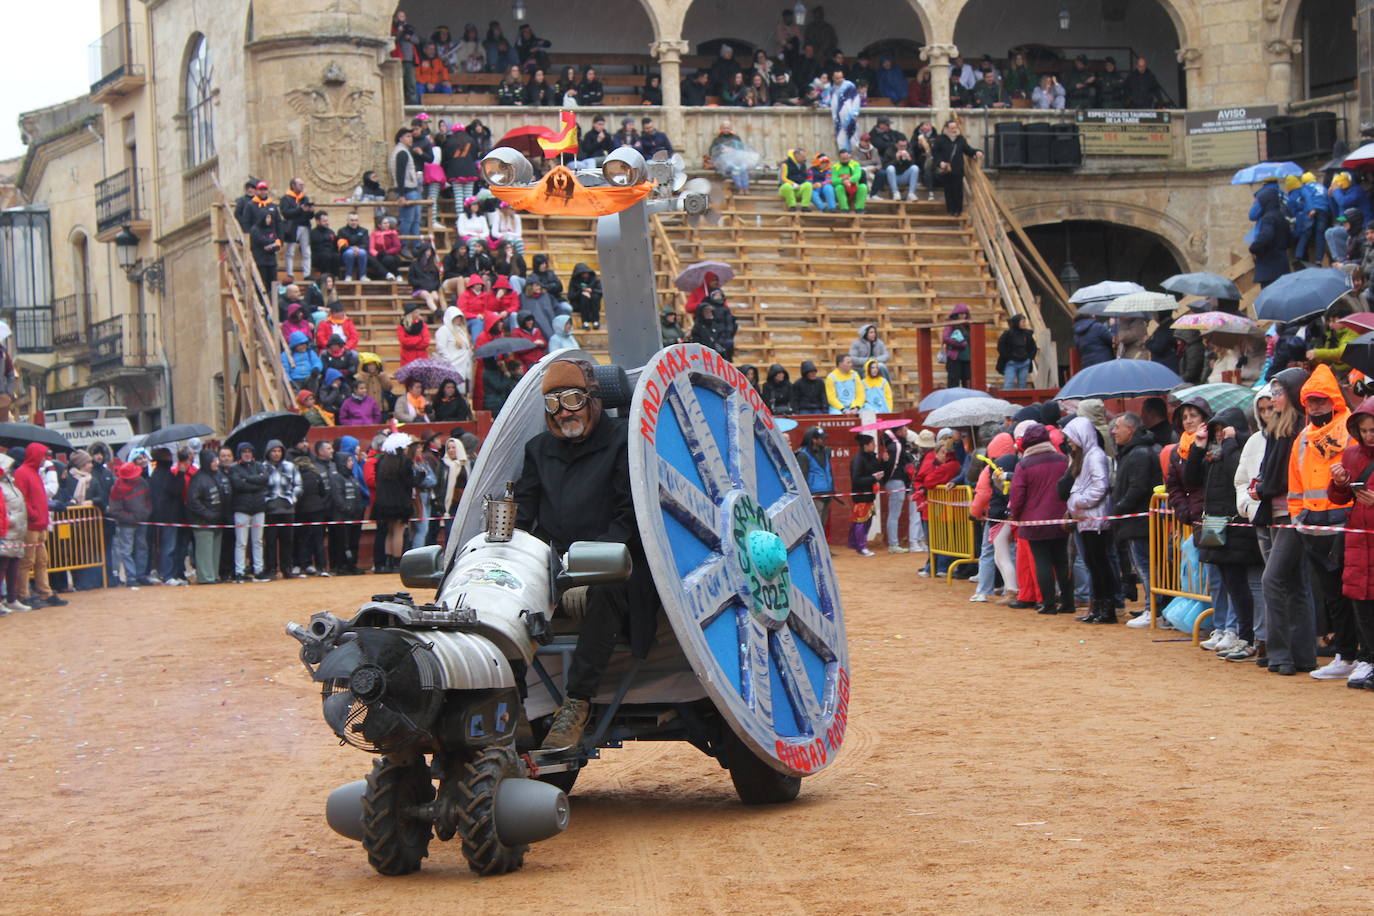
[
  {"left": 720, "top": 728, "right": 802, "bottom": 805},
  {"left": 361, "top": 756, "right": 435, "bottom": 876},
  {"left": 537, "top": 767, "right": 580, "bottom": 795},
  {"left": 457, "top": 746, "right": 528, "bottom": 875}
]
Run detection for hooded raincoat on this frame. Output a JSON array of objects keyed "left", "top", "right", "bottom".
[{"left": 1064, "top": 416, "right": 1111, "bottom": 532}]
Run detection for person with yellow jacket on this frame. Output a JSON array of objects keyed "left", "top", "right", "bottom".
[
  {"left": 860, "top": 358, "right": 893, "bottom": 412},
  {"left": 824, "top": 354, "right": 863, "bottom": 414},
  {"left": 778, "top": 148, "right": 813, "bottom": 211},
  {"left": 1265, "top": 364, "right": 1352, "bottom": 676}
]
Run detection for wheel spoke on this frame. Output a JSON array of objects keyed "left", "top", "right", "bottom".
[
  {"left": 729, "top": 392, "right": 758, "bottom": 495},
  {"left": 767, "top": 494, "right": 814, "bottom": 550},
  {"left": 667, "top": 373, "right": 732, "bottom": 500},
  {"left": 657, "top": 455, "right": 721, "bottom": 547},
  {"left": 684, "top": 554, "right": 742, "bottom": 628},
  {"left": 772, "top": 627, "right": 823, "bottom": 736},
  {"left": 741, "top": 613, "right": 774, "bottom": 723},
  {"left": 787, "top": 587, "right": 840, "bottom": 661}
]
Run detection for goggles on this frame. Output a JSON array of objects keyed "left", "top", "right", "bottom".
[{"left": 543, "top": 389, "right": 589, "bottom": 414}]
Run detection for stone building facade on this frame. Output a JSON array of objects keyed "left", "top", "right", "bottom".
[{"left": 8, "top": 0, "right": 1359, "bottom": 425}]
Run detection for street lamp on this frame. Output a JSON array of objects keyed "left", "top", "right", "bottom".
[
  {"left": 792, "top": 2, "right": 807, "bottom": 26},
  {"left": 113, "top": 224, "right": 165, "bottom": 292},
  {"left": 512, "top": 0, "right": 527, "bottom": 22},
  {"left": 1058, "top": 6, "right": 1070, "bottom": 30}
]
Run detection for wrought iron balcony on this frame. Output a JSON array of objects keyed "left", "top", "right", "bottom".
[
  {"left": 90, "top": 313, "right": 154, "bottom": 373},
  {"left": 53, "top": 295, "right": 91, "bottom": 350},
  {"left": 8, "top": 308, "right": 53, "bottom": 354},
  {"left": 95, "top": 168, "right": 148, "bottom": 240}
]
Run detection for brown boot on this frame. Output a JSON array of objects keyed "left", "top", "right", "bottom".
[
  {"left": 541, "top": 698, "right": 590, "bottom": 751},
  {"left": 1255, "top": 639, "right": 1268, "bottom": 668}
]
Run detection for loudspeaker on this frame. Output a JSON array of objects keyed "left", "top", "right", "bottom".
[
  {"left": 1051, "top": 124, "right": 1082, "bottom": 166},
  {"left": 1265, "top": 115, "right": 1295, "bottom": 160},
  {"left": 1025, "top": 122, "right": 1052, "bottom": 166},
  {"left": 994, "top": 121, "right": 1026, "bottom": 167}
]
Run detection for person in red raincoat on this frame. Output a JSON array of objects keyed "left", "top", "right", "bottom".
[
  {"left": 396, "top": 306, "right": 431, "bottom": 366},
  {"left": 685, "top": 270, "right": 723, "bottom": 314}
]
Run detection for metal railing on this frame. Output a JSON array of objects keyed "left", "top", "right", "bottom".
[
  {"left": 89, "top": 22, "right": 143, "bottom": 92},
  {"left": 925, "top": 484, "right": 978, "bottom": 583},
  {"left": 95, "top": 168, "right": 147, "bottom": 236},
  {"left": 183, "top": 159, "right": 219, "bottom": 220},
  {"left": 53, "top": 294, "right": 90, "bottom": 348},
  {"left": 1146, "top": 493, "right": 1213, "bottom": 643},
  {"left": 90, "top": 313, "right": 153, "bottom": 370},
  {"left": 8, "top": 308, "right": 53, "bottom": 354}
]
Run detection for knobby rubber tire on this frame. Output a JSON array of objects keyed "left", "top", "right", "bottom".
[
  {"left": 457, "top": 746, "right": 528, "bottom": 875},
  {"left": 361, "top": 756, "right": 435, "bottom": 875}
]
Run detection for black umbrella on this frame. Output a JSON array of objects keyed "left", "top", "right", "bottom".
[
  {"left": 1341, "top": 331, "right": 1374, "bottom": 377},
  {"left": 142, "top": 423, "right": 214, "bottom": 449},
  {"left": 0, "top": 423, "right": 74, "bottom": 454},
  {"left": 473, "top": 338, "right": 536, "bottom": 360},
  {"left": 224, "top": 411, "right": 311, "bottom": 456}
]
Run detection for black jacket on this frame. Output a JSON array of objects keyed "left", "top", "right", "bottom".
[
  {"left": 331, "top": 462, "right": 368, "bottom": 518},
  {"left": 577, "top": 79, "right": 604, "bottom": 105},
  {"left": 1111, "top": 428, "right": 1161, "bottom": 541},
  {"left": 149, "top": 461, "right": 186, "bottom": 524},
  {"left": 932, "top": 134, "right": 980, "bottom": 176},
  {"left": 337, "top": 224, "right": 370, "bottom": 251},
  {"left": 294, "top": 457, "right": 332, "bottom": 515},
  {"left": 1146, "top": 321, "right": 1179, "bottom": 372},
  {"left": 1184, "top": 408, "right": 1261, "bottom": 566},
  {"left": 432, "top": 394, "right": 473, "bottom": 422},
  {"left": 995, "top": 326, "right": 1037, "bottom": 371},
  {"left": 523, "top": 81, "right": 557, "bottom": 106},
  {"left": 761, "top": 364, "right": 793, "bottom": 416},
  {"left": 279, "top": 192, "right": 314, "bottom": 232},
  {"left": 567, "top": 264, "right": 602, "bottom": 308},
  {"left": 578, "top": 128, "right": 616, "bottom": 159},
  {"left": 87, "top": 462, "right": 116, "bottom": 511},
  {"left": 515, "top": 416, "right": 658, "bottom": 657},
  {"left": 187, "top": 467, "right": 232, "bottom": 525},
  {"left": 227, "top": 460, "right": 270, "bottom": 514},
  {"left": 681, "top": 78, "right": 708, "bottom": 106},
  {"left": 850, "top": 449, "right": 882, "bottom": 504},
  {"left": 309, "top": 226, "right": 338, "bottom": 264},
  {"left": 792, "top": 361, "right": 827, "bottom": 413}
]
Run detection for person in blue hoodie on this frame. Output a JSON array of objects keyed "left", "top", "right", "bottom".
[
  {"left": 1296, "top": 171, "right": 1330, "bottom": 262},
  {"left": 1073, "top": 315, "right": 1114, "bottom": 368},
  {"left": 1249, "top": 183, "right": 1291, "bottom": 288},
  {"left": 1329, "top": 171, "right": 1374, "bottom": 226},
  {"left": 282, "top": 330, "right": 322, "bottom": 389}
]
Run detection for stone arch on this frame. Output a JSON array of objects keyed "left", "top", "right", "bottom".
[
  {"left": 1012, "top": 199, "right": 1196, "bottom": 272},
  {"left": 677, "top": 0, "right": 929, "bottom": 60},
  {"left": 946, "top": 0, "right": 1199, "bottom": 52}
]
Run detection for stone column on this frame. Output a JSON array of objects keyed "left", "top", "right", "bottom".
[
  {"left": 1175, "top": 47, "right": 1201, "bottom": 107},
  {"left": 1266, "top": 39, "right": 1303, "bottom": 105},
  {"left": 652, "top": 40, "right": 691, "bottom": 145},
  {"left": 921, "top": 44, "right": 958, "bottom": 117}
]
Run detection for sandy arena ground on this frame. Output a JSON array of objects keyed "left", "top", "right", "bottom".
[{"left": 3, "top": 553, "right": 1373, "bottom": 915}]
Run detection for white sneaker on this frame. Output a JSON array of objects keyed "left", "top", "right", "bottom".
[
  {"left": 969, "top": 592, "right": 990, "bottom": 602},
  {"left": 5, "top": 600, "right": 31, "bottom": 612},
  {"left": 910, "top": 542, "right": 927, "bottom": 553},
  {"left": 385, "top": 272, "right": 397, "bottom": 281},
  {"left": 887, "top": 545, "right": 909, "bottom": 554},
  {"left": 1213, "top": 632, "right": 1240, "bottom": 654},
  {"left": 1126, "top": 613, "right": 1152, "bottom": 628},
  {"left": 1200, "top": 630, "right": 1224, "bottom": 650},
  {"left": 1311, "top": 654, "right": 1356, "bottom": 679},
  {"left": 165, "top": 577, "right": 187, "bottom": 587},
  {"left": 858, "top": 548, "right": 875, "bottom": 557},
  {"left": 906, "top": 192, "right": 919, "bottom": 202},
  {"left": 917, "top": 568, "right": 930, "bottom": 577},
  {"left": 1347, "top": 660, "right": 1374, "bottom": 683},
  {"left": 926, "top": 190, "right": 936, "bottom": 200}
]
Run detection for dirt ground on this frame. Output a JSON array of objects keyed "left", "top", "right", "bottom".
[{"left": 3, "top": 553, "right": 1373, "bottom": 915}]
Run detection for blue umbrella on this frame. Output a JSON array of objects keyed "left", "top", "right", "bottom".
[
  {"left": 1059, "top": 359, "right": 1184, "bottom": 400},
  {"left": 1231, "top": 161, "right": 1302, "bottom": 185},
  {"left": 1254, "top": 268, "right": 1354, "bottom": 322},
  {"left": 918, "top": 386, "right": 991, "bottom": 412}
]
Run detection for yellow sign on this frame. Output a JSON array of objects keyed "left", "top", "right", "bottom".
[{"left": 1074, "top": 110, "right": 1173, "bottom": 157}]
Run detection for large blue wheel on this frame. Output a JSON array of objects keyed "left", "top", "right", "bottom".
[{"left": 628, "top": 344, "right": 850, "bottom": 777}]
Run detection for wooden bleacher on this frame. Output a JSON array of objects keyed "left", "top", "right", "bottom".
[{"left": 317, "top": 187, "right": 1010, "bottom": 410}]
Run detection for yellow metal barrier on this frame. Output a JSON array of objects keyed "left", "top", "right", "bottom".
[
  {"left": 925, "top": 484, "right": 978, "bottom": 583},
  {"left": 1146, "top": 492, "right": 1212, "bottom": 644},
  {"left": 46, "top": 506, "right": 107, "bottom": 587}
]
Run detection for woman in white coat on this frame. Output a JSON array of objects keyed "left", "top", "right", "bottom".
[{"left": 434, "top": 305, "right": 473, "bottom": 394}]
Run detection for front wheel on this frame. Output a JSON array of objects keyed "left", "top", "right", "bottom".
[
  {"left": 457, "top": 746, "right": 528, "bottom": 875},
  {"left": 719, "top": 727, "right": 802, "bottom": 805},
  {"left": 361, "top": 755, "right": 435, "bottom": 875}
]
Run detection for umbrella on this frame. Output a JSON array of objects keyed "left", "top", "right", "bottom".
[
  {"left": 1230, "top": 161, "right": 1302, "bottom": 185},
  {"left": 1342, "top": 331, "right": 1374, "bottom": 375},
  {"left": 924, "top": 397, "right": 1016, "bottom": 429},
  {"left": 674, "top": 260, "right": 735, "bottom": 292},
  {"left": 1058, "top": 359, "right": 1184, "bottom": 399},
  {"left": 472, "top": 338, "right": 536, "bottom": 360},
  {"left": 1335, "top": 311, "right": 1374, "bottom": 334},
  {"left": 393, "top": 357, "right": 467, "bottom": 389},
  {"left": 1341, "top": 142, "right": 1374, "bottom": 170},
  {"left": 117, "top": 434, "right": 149, "bottom": 462},
  {"left": 224, "top": 411, "right": 310, "bottom": 456},
  {"left": 496, "top": 125, "right": 567, "bottom": 160},
  {"left": 1100, "top": 291, "right": 1178, "bottom": 315},
  {"left": 1254, "top": 268, "right": 1354, "bottom": 322},
  {"left": 848, "top": 418, "right": 912, "bottom": 433},
  {"left": 1161, "top": 272, "right": 1242, "bottom": 300},
  {"left": 141, "top": 423, "right": 214, "bottom": 449},
  {"left": 0, "top": 423, "right": 73, "bottom": 454},
  {"left": 1068, "top": 280, "right": 1145, "bottom": 305},
  {"left": 1170, "top": 383, "right": 1256, "bottom": 414},
  {"left": 1173, "top": 311, "right": 1258, "bottom": 334},
  {"left": 918, "top": 387, "right": 991, "bottom": 412}
]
